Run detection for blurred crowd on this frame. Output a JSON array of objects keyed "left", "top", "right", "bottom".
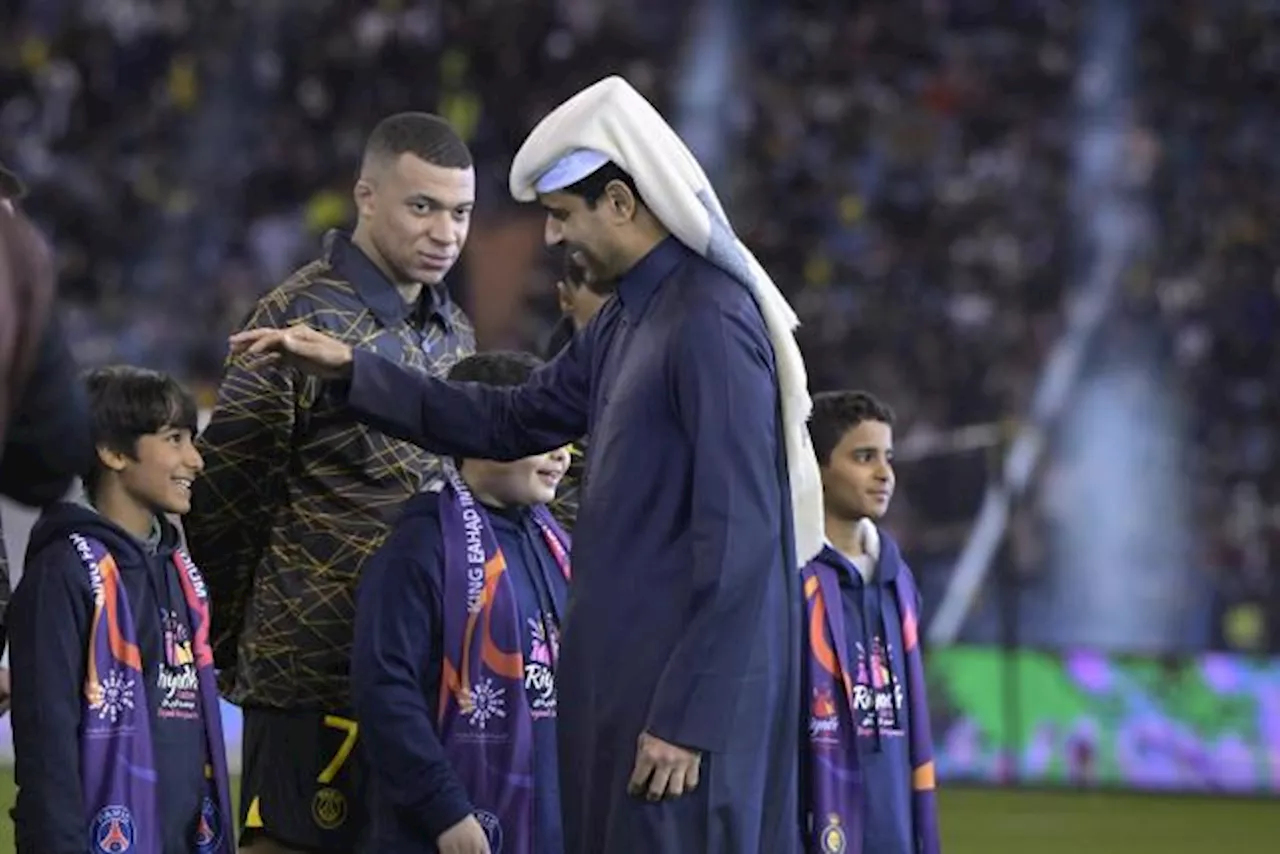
[
  {"left": 737, "top": 0, "right": 1079, "bottom": 561},
  {"left": 1140, "top": 0, "right": 1280, "bottom": 652},
  {"left": 5, "top": 0, "right": 1279, "bottom": 652},
  {"left": 0, "top": 0, "right": 688, "bottom": 395},
  {"left": 0, "top": 0, "right": 1083, "bottom": 622}
]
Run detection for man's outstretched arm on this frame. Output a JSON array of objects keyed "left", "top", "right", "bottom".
[{"left": 230, "top": 323, "right": 592, "bottom": 461}]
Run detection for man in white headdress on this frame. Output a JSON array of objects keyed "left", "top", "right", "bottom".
[{"left": 229, "top": 76, "right": 823, "bottom": 854}]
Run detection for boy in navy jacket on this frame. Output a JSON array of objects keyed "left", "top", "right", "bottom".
[
  {"left": 352, "top": 352, "right": 572, "bottom": 854},
  {"left": 800, "top": 391, "right": 941, "bottom": 854},
  {"left": 9, "top": 366, "right": 233, "bottom": 854}
]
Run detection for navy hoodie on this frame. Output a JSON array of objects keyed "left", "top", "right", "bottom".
[
  {"left": 8, "top": 501, "right": 210, "bottom": 854},
  {"left": 352, "top": 490, "right": 568, "bottom": 854},
  {"left": 816, "top": 543, "right": 916, "bottom": 854}
]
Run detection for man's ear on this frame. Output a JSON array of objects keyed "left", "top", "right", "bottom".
[
  {"left": 353, "top": 178, "right": 376, "bottom": 220},
  {"left": 602, "top": 180, "right": 638, "bottom": 223}
]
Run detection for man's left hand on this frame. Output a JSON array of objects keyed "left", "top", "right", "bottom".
[
  {"left": 228, "top": 324, "right": 355, "bottom": 380},
  {"left": 627, "top": 731, "right": 701, "bottom": 801},
  {"left": 0, "top": 666, "right": 10, "bottom": 716}
]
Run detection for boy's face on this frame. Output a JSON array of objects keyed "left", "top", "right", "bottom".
[
  {"left": 467, "top": 445, "right": 571, "bottom": 508},
  {"left": 102, "top": 425, "right": 205, "bottom": 515},
  {"left": 820, "top": 420, "right": 895, "bottom": 521}
]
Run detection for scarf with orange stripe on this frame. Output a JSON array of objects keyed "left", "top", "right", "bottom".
[
  {"left": 74, "top": 532, "right": 233, "bottom": 854},
  {"left": 437, "top": 463, "right": 571, "bottom": 854},
  {"left": 801, "top": 529, "right": 940, "bottom": 854}
]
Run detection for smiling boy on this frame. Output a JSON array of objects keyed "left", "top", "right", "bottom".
[
  {"left": 352, "top": 352, "right": 573, "bottom": 854},
  {"left": 8, "top": 366, "right": 233, "bottom": 854},
  {"left": 800, "top": 391, "right": 941, "bottom": 854}
]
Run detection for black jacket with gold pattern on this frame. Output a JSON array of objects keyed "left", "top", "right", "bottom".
[{"left": 187, "top": 232, "right": 475, "bottom": 711}]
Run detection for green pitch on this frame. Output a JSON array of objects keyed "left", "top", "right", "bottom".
[
  {"left": 0, "top": 770, "right": 1274, "bottom": 852},
  {"left": 937, "top": 787, "right": 1277, "bottom": 853}
]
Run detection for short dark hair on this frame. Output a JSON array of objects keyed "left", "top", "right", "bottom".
[
  {"left": 447, "top": 351, "right": 543, "bottom": 386},
  {"left": 561, "top": 162, "right": 643, "bottom": 209},
  {"left": 362, "top": 112, "right": 472, "bottom": 171},
  {"left": 808, "top": 391, "right": 895, "bottom": 466},
  {"left": 83, "top": 366, "right": 200, "bottom": 491},
  {"left": 447, "top": 352, "right": 542, "bottom": 467},
  {"left": 561, "top": 251, "right": 611, "bottom": 296}
]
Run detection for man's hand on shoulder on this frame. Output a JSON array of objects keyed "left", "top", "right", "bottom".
[{"left": 229, "top": 324, "right": 355, "bottom": 380}]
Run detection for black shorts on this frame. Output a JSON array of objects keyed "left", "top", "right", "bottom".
[{"left": 239, "top": 708, "right": 368, "bottom": 853}]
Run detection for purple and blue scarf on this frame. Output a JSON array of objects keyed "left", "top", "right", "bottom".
[
  {"left": 801, "top": 535, "right": 941, "bottom": 854},
  {"left": 73, "top": 532, "right": 234, "bottom": 854},
  {"left": 437, "top": 464, "right": 571, "bottom": 854}
]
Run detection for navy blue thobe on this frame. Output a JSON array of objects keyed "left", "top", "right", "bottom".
[{"left": 344, "top": 237, "right": 802, "bottom": 854}]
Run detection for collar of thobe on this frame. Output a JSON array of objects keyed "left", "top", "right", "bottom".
[{"left": 614, "top": 236, "right": 684, "bottom": 322}]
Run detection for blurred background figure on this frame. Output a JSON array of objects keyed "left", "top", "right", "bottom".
[
  {"left": 0, "top": 160, "right": 90, "bottom": 505},
  {"left": 1, "top": 0, "right": 1279, "bottom": 851},
  {"left": 0, "top": 158, "right": 92, "bottom": 720},
  {"left": 544, "top": 250, "right": 611, "bottom": 358},
  {"left": 542, "top": 251, "right": 610, "bottom": 532}
]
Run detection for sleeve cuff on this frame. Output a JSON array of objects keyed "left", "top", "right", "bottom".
[
  {"left": 344, "top": 347, "right": 377, "bottom": 412},
  {"left": 646, "top": 670, "right": 748, "bottom": 754}
]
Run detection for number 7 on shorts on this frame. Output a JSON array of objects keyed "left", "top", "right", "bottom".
[{"left": 318, "top": 715, "right": 359, "bottom": 784}]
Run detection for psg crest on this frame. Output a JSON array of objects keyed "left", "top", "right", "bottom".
[
  {"left": 476, "top": 809, "right": 504, "bottom": 853},
  {"left": 93, "top": 805, "right": 136, "bottom": 853},
  {"left": 196, "top": 796, "right": 223, "bottom": 853}
]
